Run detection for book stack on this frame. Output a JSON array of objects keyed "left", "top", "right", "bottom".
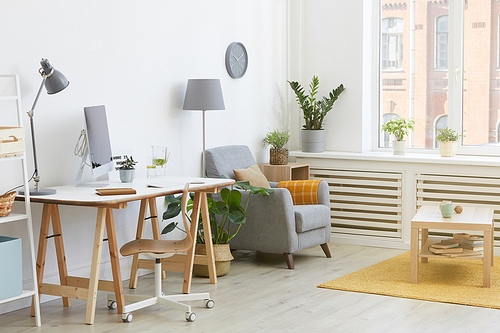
[{"left": 427, "top": 233, "right": 484, "bottom": 258}]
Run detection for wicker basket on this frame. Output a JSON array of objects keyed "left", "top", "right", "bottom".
[
  {"left": 0, "top": 191, "right": 17, "bottom": 217},
  {"left": 270, "top": 148, "right": 288, "bottom": 165},
  {"left": 193, "top": 243, "right": 234, "bottom": 277},
  {"left": 439, "top": 141, "right": 457, "bottom": 157}
]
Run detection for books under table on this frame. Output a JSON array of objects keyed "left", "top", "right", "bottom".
[{"left": 427, "top": 234, "right": 484, "bottom": 258}]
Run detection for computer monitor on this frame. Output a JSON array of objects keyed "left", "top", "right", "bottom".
[{"left": 76, "top": 105, "right": 114, "bottom": 184}]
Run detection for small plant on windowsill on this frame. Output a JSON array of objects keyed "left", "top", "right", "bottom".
[
  {"left": 381, "top": 117, "right": 415, "bottom": 155},
  {"left": 436, "top": 127, "right": 461, "bottom": 157},
  {"left": 263, "top": 129, "right": 290, "bottom": 165}
]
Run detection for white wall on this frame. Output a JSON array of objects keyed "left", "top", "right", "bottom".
[{"left": 0, "top": 0, "right": 288, "bottom": 313}]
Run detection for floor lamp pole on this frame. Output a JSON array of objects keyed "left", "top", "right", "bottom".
[{"left": 202, "top": 109, "right": 206, "bottom": 177}]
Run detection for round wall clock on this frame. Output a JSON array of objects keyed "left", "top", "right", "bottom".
[{"left": 225, "top": 42, "right": 248, "bottom": 79}]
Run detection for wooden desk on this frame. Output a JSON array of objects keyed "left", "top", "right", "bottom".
[
  {"left": 410, "top": 205, "right": 494, "bottom": 288},
  {"left": 20, "top": 177, "right": 234, "bottom": 325}
]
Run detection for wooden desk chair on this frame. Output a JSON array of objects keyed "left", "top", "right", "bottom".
[{"left": 116, "top": 183, "right": 214, "bottom": 323}]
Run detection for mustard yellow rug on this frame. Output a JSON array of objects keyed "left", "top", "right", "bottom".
[{"left": 318, "top": 252, "right": 500, "bottom": 309}]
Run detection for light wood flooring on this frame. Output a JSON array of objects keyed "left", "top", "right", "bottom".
[{"left": 2, "top": 243, "right": 500, "bottom": 332}]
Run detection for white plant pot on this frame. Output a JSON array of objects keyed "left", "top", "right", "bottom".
[
  {"left": 439, "top": 141, "right": 457, "bottom": 157},
  {"left": 301, "top": 129, "right": 324, "bottom": 153},
  {"left": 119, "top": 169, "right": 135, "bottom": 183},
  {"left": 392, "top": 140, "right": 406, "bottom": 155}
]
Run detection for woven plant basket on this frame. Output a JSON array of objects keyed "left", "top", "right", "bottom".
[
  {"left": 0, "top": 191, "right": 17, "bottom": 217},
  {"left": 193, "top": 243, "right": 234, "bottom": 277},
  {"left": 439, "top": 141, "right": 457, "bottom": 157},
  {"left": 270, "top": 148, "right": 288, "bottom": 165}
]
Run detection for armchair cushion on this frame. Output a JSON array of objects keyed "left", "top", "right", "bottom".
[
  {"left": 294, "top": 205, "right": 331, "bottom": 233},
  {"left": 233, "top": 164, "right": 271, "bottom": 188},
  {"left": 278, "top": 180, "right": 322, "bottom": 205}
]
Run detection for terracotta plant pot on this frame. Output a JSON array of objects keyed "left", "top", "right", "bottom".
[
  {"left": 270, "top": 148, "right": 288, "bottom": 165},
  {"left": 193, "top": 243, "right": 234, "bottom": 277}
]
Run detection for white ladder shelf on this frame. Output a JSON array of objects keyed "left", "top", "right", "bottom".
[{"left": 0, "top": 74, "right": 41, "bottom": 326}]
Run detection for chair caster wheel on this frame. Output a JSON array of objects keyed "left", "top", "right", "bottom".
[
  {"left": 205, "top": 299, "right": 215, "bottom": 308},
  {"left": 122, "top": 313, "right": 132, "bottom": 323},
  {"left": 186, "top": 312, "right": 196, "bottom": 322},
  {"left": 107, "top": 300, "right": 117, "bottom": 310}
]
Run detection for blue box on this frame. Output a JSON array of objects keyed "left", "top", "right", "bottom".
[{"left": 0, "top": 236, "right": 22, "bottom": 300}]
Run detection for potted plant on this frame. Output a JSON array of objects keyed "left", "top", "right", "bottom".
[
  {"left": 116, "top": 156, "right": 137, "bottom": 183},
  {"left": 263, "top": 129, "right": 290, "bottom": 165},
  {"left": 436, "top": 127, "right": 461, "bottom": 157},
  {"left": 288, "top": 75, "right": 345, "bottom": 153},
  {"left": 162, "top": 181, "right": 272, "bottom": 277},
  {"left": 381, "top": 117, "right": 415, "bottom": 155}
]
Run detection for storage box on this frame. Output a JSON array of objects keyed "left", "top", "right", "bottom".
[
  {"left": 0, "top": 126, "right": 25, "bottom": 157},
  {"left": 0, "top": 236, "right": 22, "bottom": 300}
]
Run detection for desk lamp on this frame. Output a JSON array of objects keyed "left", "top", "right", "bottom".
[
  {"left": 182, "top": 79, "right": 225, "bottom": 176},
  {"left": 22, "top": 58, "right": 69, "bottom": 195}
]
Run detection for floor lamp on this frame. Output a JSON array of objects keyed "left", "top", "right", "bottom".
[
  {"left": 182, "top": 79, "right": 225, "bottom": 176},
  {"left": 21, "top": 58, "right": 69, "bottom": 196}
]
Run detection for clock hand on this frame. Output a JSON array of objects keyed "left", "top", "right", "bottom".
[
  {"left": 233, "top": 54, "right": 239, "bottom": 62},
  {"left": 237, "top": 53, "right": 244, "bottom": 60}
]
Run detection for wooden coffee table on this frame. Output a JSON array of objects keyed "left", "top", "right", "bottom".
[{"left": 410, "top": 205, "right": 494, "bottom": 288}]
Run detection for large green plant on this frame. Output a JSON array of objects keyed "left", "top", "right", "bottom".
[
  {"left": 381, "top": 117, "right": 415, "bottom": 141},
  {"left": 162, "top": 181, "right": 272, "bottom": 244},
  {"left": 288, "top": 76, "right": 345, "bottom": 130}
]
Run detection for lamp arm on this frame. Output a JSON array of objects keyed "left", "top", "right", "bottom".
[{"left": 27, "top": 77, "right": 46, "bottom": 190}]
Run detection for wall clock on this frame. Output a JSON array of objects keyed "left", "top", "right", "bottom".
[{"left": 225, "top": 42, "right": 248, "bottom": 79}]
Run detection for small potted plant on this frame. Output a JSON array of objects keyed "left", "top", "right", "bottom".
[
  {"left": 381, "top": 117, "right": 415, "bottom": 155},
  {"left": 116, "top": 156, "right": 137, "bottom": 183},
  {"left": 263, "top": 129, "right": 290, "bottom": 165},
  {"left": 436, "top": 127, "right": 461, "bottom": 157},
  {"left": 288, "top": 76, "right": 345, "bottom": 153}
]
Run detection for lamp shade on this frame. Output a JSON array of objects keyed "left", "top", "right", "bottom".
[
  {"left": 40, "top": 58, "right": 69, "bottom": 94},
  {"left": 183, "top": 79, "right": 225, "bottom": 111}
]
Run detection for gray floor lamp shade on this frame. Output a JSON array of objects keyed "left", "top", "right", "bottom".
[{"left": 182, "top": 79, "right": 225, "bottom": 176}]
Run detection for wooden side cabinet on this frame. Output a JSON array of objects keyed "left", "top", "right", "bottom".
[{"left": 258, "top": 163, "right": 310, "bottom": 182}]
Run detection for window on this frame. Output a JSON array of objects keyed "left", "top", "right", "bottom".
[
  {"left": 435, "top": 15, "right": 448, "bottom": 70},
  {"left": 381, "top": 18, "right": 403, "bottom": 70},
  {"left": 378, "top": 0, "right": 499, "bottom": 155}
]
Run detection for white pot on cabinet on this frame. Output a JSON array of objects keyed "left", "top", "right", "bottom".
[{"left": 392, "top": 140, "right": 406, "bottom": 155}]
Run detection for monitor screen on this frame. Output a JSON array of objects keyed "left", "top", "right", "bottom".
[{"left": 83, "top": 105, "right": 114, "bottom": 179}]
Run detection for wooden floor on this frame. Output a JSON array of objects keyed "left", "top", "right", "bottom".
[{"left": 3, "top": 243, "right": 500, "bottom": 332}]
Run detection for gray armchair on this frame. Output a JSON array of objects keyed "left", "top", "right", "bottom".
[{"left": 205, "top": 145, "right": 331, "bottom": 269}]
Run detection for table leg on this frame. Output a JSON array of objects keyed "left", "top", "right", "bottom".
[
  {"left": 31, "top": 203, "right": 51, "bottom": 316},
  {"left": 421, "top": 228, "right": 428, "bottom": 264},
  {"left": 129, "top": 199, "right": 148, "bottom": 289},
  {"left": 200, "top": 193, "right": 217, "bottom": 285},
  {"left": 182, "top": 192, "right": 202, "bottom": 294},
  {"left": 491, "top": 221, "right": 494, "bottom": 267},
  {"left": 104, "top": 209, "right": 124, "bottom": 314},
  {"left": 50, "top": 204, "right": 71, "bottom": 307},
  {"left": 410, "top": 227, "right": 419, "bottom": 284},
  {"left": 483, "top": 228, "right": 492, "bottom": 288},
  {"left": 85, "top": 207, "right": 107, "bottom": 325}
]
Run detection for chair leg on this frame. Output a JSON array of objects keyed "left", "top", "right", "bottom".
[
  {"left": 320, "top": 243, "right": 332, "bottom": 258},
  {"left": 283, "top": 253, "right": 294, "bottom": 269}
]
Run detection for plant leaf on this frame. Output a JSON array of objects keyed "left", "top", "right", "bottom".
[
  {"left": 161, "top": 222, "right": 177, "bottom": 235},
  {"left": 163, "top": 202, "right": 181, "bottom": 220}
]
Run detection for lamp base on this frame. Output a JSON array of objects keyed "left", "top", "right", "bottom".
[{"left": 18, "top": 188, "right": 57, "bottom": 196}]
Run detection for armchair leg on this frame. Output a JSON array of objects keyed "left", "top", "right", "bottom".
[
  {"left": 283, "top": 253, "right": 294, "bottom": 269},
  {"left": 320, "top": 243, "right": 332, "bottom": 258}
]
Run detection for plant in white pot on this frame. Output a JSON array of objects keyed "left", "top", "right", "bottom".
[
  {"left": 436, "top": 127, "right": 461, "bottom": 157},
  {"left": 381, "top": 117, "right": 415, "bottom": 155},
  {"left": 288, "top": 76, "right": 345, "bottom": 153},
  {"left": 263, "top": 129, "right": 290, "bottom": 165},
  {"left": 116, "top": 156, "right": 137, "bottom": 183}
]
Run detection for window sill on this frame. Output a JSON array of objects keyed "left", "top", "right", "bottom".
[{"left": 289, "top": 150, "right": 500, "bottom": 167}]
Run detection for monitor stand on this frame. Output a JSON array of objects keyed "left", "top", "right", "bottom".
[{"left": 75, "top": 148, "right": 109, "bottom": 187}]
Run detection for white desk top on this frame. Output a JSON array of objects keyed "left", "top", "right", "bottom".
[{"left": 17, "top": 177, "right": 235, "bottom": 208}]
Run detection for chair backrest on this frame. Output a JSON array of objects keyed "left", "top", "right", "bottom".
[
  {"left": 205, "top": 145, "right": 256, "bottom": 180},
  {"left": 180, "top": 183, "right": 194, "bottom": 248}
]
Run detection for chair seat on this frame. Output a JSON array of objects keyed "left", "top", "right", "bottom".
[
  {"left": 294, "top": 205, "right": 331, "bottom": 233},
  {"left": 120, "top": 238, "right": 192, "bottom": 257}
]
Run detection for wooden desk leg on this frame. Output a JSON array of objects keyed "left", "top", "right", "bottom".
[
  {"left": 200, "top": 193, "right": 217, "bottom": 285},
  {"left": 149, "top": 198, "right": 166, "bottom": 279},
  {"left": 483, "top": 228, "right": 492, "bottom": 288},
  {"left": 129, "top": 199, "right": 148, "bottom": 289},
  {"left": 50, "top": 204, "right": 71, "bottom": 307},
  {"left": 410, "top": 227, "right": 419, "bottom": 284},
  {"left": 85, "top": 207, "right": 107, "bottom": 325},
  {"left": 421, "top": 228, "right": 428, "bottom": 264},
  {"left": 31, "top": 203, "right": 51, "bottom": 316},
  {"left": 182, "top": 192, "right": 202, "bottom": 294},
  {"left": 105, "top": 209, "right": 124, "bottom": 315}
]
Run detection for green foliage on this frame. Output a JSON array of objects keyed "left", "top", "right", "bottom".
[
  {"left": 263, "top": 129, "right": 290, "bottom": 149},
  {"left": 436, "top": 127, "right": 461, "bottom": 142},
  {"left": 288, "top": 76, "right": 345, "bottom": 130},
  {"left": 161, "top": 181, "right": 273, "bottom": 245},
  {"left": 381, "top": 117, "right": 415, "bottom": 141},
  {"left": 116, "top": 156, "right": 137, "bottom": 170}
]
